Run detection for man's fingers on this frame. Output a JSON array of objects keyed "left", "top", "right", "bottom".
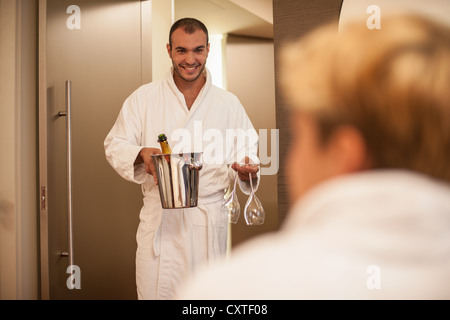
[
  {"left": 238, "top": 171, "right": 257, "bottom": 181},
  {"left": 145, "top": 157, "right": 158, "bottom": 185},
  {"left": 234, "top": 165, "right": 258, "bottom": 181},
  {"left": 231, "top": 161, "right": 259, "bottom": 181}
]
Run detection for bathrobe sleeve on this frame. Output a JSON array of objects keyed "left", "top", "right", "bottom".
[
  {"left": 104, "top": 89, "right": 148, "bottom": 184},
  {"left": 228, "top": 94, "right": 260, "bottom": 195}
]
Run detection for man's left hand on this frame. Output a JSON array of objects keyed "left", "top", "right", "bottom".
[{"left": 231, "top": 157, "right": 259, "bottom": 181}]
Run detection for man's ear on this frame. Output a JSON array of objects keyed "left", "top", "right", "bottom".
[
  {"left": 166, "top": 43, "right": 172, "bottom": 58},
  {"left": 328, "top": 126, "right": 371, "bottom": 174}
]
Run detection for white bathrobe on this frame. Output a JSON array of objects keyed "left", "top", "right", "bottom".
[
  {"left": 178, "top": 170, "right": 450, "bottom": 300},
  {"left": 104, "top": 68, "right": 258, "bottom": 300}
]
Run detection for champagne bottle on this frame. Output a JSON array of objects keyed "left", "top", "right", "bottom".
[{"left": 157, "top": 133, "right": 172, "bottom": 154}]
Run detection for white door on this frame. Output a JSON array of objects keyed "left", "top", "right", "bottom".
[{"left": 39, "top": 0, "right": 151, "bottom": 299}]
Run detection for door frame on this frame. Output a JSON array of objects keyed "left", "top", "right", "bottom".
[{"left": 38, "top": 0, "right": 50, "bottom": 300}]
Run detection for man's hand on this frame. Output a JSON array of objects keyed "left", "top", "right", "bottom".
[
  {"left": 134, "top": 147, "right": 162, "bottom": 184},
  {"left": 231, "top": 156, "right": 259, "bottom": 181}
]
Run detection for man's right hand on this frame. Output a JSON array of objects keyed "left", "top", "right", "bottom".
[{"left": 134, "top": 147, "right": 162, "bottom": 184}]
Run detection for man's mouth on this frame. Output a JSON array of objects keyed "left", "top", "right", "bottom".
[
  {"left": 182, "top": 65, "right": 199, "bottom": 72},
  {"left": 174, "top": 63, "right": 205, "bottom": 82}
]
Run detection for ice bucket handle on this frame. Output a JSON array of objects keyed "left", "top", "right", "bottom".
[
  {"left": 174, "top": 153, "right": 203, "bottom": 170},
  {"left": 188, "top": 158, "right": 203, "bottom": 170}
]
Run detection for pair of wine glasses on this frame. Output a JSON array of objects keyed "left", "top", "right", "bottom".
[{"left": 223, "top": 164, "right": 265, "bottom": 226}]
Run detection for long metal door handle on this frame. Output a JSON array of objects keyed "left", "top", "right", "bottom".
[{"left": 58, "top": 80, "right": 74, "bottom": 267}]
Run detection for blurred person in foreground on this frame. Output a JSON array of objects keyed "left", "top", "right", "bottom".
[{"left": 177, "top": 14, "right": 450, "bottom": 299}]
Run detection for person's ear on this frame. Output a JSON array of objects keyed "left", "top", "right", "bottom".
[
  {"left": 166, "top": 43, "right": 172, "bottom": 58},
  {"left": 328, "top": 126, "right": 371, "bottom": 174}
]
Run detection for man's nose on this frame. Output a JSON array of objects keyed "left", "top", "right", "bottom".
[{"left": 185, "top": 51, "right": 195, "bottom": 64}]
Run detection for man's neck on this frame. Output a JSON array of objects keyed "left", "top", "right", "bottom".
[{"left": 173, "top": 71, "right": 206, "bottom": 110}]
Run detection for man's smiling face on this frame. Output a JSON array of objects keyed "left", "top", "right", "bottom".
[{"left": 168, "top": 28, "right": 210, "bottom": 83}]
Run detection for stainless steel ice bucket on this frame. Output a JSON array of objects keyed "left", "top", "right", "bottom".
[{"left": 151, "top": 152, "right": 203, "bottom": 209}]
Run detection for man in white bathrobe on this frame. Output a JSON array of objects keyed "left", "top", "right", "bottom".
[
  {"left": 178, "top": 15, "right": 450, "bottom": 299},
  {"left": 104, "top": 18, "right": 258, "bottom": 299}
]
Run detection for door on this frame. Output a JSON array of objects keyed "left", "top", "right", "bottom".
[{"left": 39, "top": 0, "right": 151, "bottom": 299}]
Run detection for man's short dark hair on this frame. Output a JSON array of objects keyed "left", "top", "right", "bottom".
[{"left": 168, "top": 18, "right": 209, "bottom": 48}]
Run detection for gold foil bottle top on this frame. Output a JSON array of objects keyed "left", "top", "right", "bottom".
[{"left": 157, "top": 134, "right": 172, "bottom": 154}]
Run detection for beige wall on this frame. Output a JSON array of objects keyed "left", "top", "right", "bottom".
[
  {"left": 151, "top": 0, "right": 173, "bottom": 81},
  {"left": 225, "top": 34, "right": 278, "bottom": 247},
  {"left": 0, "top": 0, "right": 39, "bottom": 299}
]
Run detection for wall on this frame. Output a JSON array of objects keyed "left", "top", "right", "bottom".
[
  {"left": 225, "top": 34, "right": 278, "bottom": 246},
  {"left": 0, "top": 0, "right": 39, "bottom": 299},
  {"left": 151, "top": 0, "right": 173, "bottom": 81},
  {"left": 273, "top": 0, "right": 344, "bottom": 223},
  {"left": 339, "top": 0, "right": 450, "bottom": 28}
]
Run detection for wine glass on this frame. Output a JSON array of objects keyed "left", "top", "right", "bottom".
[
  {"left": 244, "top": 171, "right": 265, "bottom": 226},
  {"left": 223, "top": 172, "right": 240, "bottom": 224}
]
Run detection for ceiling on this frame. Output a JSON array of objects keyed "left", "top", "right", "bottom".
[{"left": 174, "top": 0, "right": 274, "bottom": 39}]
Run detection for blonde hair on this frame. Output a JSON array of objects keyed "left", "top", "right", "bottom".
[{"left": 281, "top": 15, "right": 450, "bottom": 182}]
